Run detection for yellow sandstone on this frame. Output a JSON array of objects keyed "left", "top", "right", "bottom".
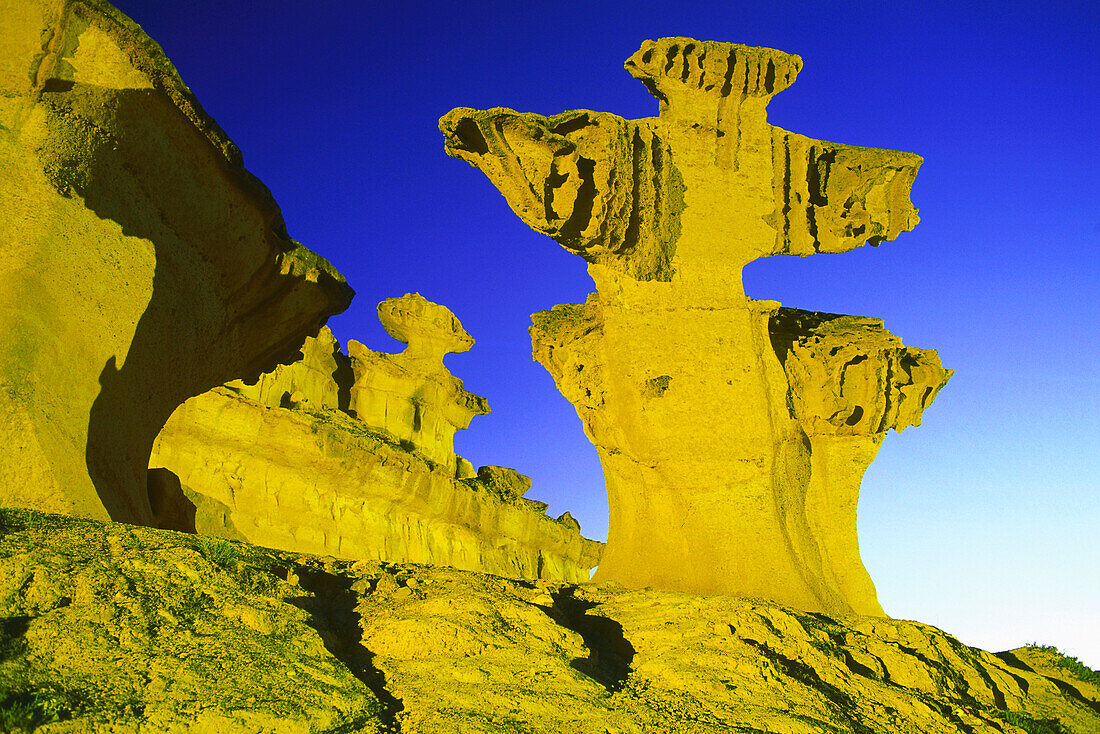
[
  {"left": 150, "top": 295, "right": 601, "bottom": 582},
  {"left": 3, "top": 509, "right": 1097, "bottom": 733},
  {"left": 442, "top": 38, "right": 951, "bottom": 614},
  {"left": 0, "top": 0, "right": 353, "bottom": 524}
]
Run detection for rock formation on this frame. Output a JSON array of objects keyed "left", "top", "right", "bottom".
[
  {"left": 0, "top": 0, "right": 353, "bottom": 525},
  {"left": 150, "top": 295, "right": 602, "bottom": 582},
  {"left": 442, "top": 37, "right": 951, "bottom": 614},
  {"left": 347, "top": 293, "right": 490, "bottom": 474},
  {"left": 4, "top": 508, "right": 1098, "bottom": 733}
]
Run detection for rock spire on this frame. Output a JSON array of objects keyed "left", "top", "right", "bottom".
[{"left": 442, "top": 38, "right": 950, "bottom": 614}]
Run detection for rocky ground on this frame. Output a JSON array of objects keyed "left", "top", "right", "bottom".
[{"left": 1, "top": 509, "right": 1096, "bottom": 733}]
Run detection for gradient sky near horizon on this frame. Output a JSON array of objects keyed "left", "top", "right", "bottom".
[{"left": 115, "top": 0, "right": 1098, "bottom": 666}]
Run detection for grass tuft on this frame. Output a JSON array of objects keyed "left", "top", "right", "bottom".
[
  {"left": 196, "top": 536, "right": 239, "bottom": 566},
  {"left": 0, "top": 689, "right": 81, "bottom": 731}
]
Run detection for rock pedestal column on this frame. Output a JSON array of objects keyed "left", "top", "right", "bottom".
[{"left": 442, "top": 38, "right": 951, "bottom": 614}]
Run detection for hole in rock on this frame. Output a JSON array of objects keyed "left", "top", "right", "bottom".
[
  {"left": 558, "top": 157, "right": 596, "bottom": 246},
  {"left": 550, "top": 113, "right": 591, "bottom": 136},
  {"left": 452, "top": 117, "right": 489, "bottom": 155}
]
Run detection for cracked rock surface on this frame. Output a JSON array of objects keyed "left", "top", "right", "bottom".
[{"left": 2, "top": 510, "right": 1097, "bottom": 734}]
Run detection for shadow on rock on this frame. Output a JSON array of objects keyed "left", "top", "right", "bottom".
[
  {"left": 285, "top": 566, "right": 404, "bottom": 731},
  {"left": 545, "top": 587, "right": 635, "bottom": 692}
]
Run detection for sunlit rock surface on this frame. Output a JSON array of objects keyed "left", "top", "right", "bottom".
[
  {"left": 442, "top": 37, "right": 950, "bottom": 614},
  {"left": 0, "top": 0, "right": 353, "bottom": 525},
  {"left": 3, "top": 509, "right": 1097, "bottom": 734},
  {"left": 151, "top": 296, "right": 601, "bottom": 582}
]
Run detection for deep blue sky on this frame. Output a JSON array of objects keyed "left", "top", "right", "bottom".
[{"left": 115, "top": 1, "right": 1098, "bottom": 665}]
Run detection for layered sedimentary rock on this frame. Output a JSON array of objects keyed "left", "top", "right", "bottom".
[
  {"left": 442, "top": 38, "right": 950, "bottom": 614},
  {"left": 0, "top": 0, "right": 353, "bottom": 525},
  {"left": 4, "top": 508, "right": 1097, "bottom": 733},
  {"left": 151, "top": 295, "right": 601, "bottom": 582}
]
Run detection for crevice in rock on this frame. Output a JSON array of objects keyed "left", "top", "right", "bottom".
[
  {"left": 967, "top": 655, "right": 1008, "bottom": 710},
  {"left": 558, "top": 157, "right": 596, "bottom": 248},
  {"left": 743, "top": 638, "right": 873, "bottom": 731},
  {"left": 995, "top": 650, "right": 1036, "bottom": 674},
  {"left": 545, "top": 588, "right": 635, "bottom": 692},
  {"left": 991, "top": 653, "right": 1033, "bottom": 695},
  {"left": 841, "top": 649, "right": 879, "bottom": 680},
  {"left": 332, "top": 348, "right": 355, "bottom": 416},
  {"left": 286, "top": 566, "right": 405, "bottom": 731},
  {"left": 1044, "top": 675, "right": 1100, "bottom": 715},
  {"left": 623, "top": 128, "right": 643, "bottom": 255}
]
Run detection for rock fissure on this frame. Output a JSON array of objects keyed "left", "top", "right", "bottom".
[
  {"left": 289, "top": 565, "right": 405, "bottom": 732},
  {"left": 547, "top": 588, "right": 636, "bottom": 692}
]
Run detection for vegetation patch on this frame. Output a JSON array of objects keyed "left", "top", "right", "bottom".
[
  {"left": 0, "top": 688, "right": 86, "bottom": 732},
  {"left": 997, "top": 709, "right": 1065, "bottom": 734},
  {"left": 1025, "top": 644, "right": 1100, "bottom": 683},
  {"left": 196, "top": 536, "right": 239, "bottom": 566}
]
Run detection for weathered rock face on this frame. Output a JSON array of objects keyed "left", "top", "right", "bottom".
[
  {"left": 150, "top": 297, "right": 601, "bottom": 582},
  {"left": 0, "top": 0, "right": 353, "bottom": 525},
  {"left": 4, "top": 509, "right": 1097, "bottom": 733},
  {"left": 442, "top": 38, "right": 950, "bottom": 614},
  {"left": 0, "top": 509, "right": 383, "bottom": 733},
  {"left": 348, "top": 293, "right": 490, "bottom": 474}
]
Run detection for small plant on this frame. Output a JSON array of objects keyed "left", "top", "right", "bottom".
[
  {"left": 176, "top": 584, "right": 211, "bottom": 619},
  {"left": 0, "top": 694, "right": 41, "bottom": 731},
  {"left": 124, "top": 530, "right": 148, "bottom": 550},
  {"left": 196, "top": 537, "right": 238, "bottom": 566},
  {"left": 0, "top": 690, "right": 77, "bottom": 731},
  {"left": 0, "top": 508, "right": 48, "bottom": 532}
]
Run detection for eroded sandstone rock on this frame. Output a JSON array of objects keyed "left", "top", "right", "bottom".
[
  {"left": 442, "top": 38, "right": 950, "bottom": 614},
  {"left": 150, "top": 298, "right": 601, "bottom": 582},
  {"left": 0, "top": 0, "right": 353, "bottom": 524},
  {"left": 0, "top": 509, "right": 382, "bottom": 732},
  {"left": 4, "top": 509, "right": 1096, "bottom": 733},
  {"left": 347, "top": 293, "right": 490, "bottom": 473}
]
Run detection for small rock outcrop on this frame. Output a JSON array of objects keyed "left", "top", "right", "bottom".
[
  {"left": 0, "top": 0, "right": 353, "bottom": 525},
  {"left": 150, "top": 295, "right": 601, "bottom": 582},
  {"left": 348, "top": 293, "right": 490, "bottom": 473},
  {"left": 3, "top": 509, "right": 1097, "bottom": 733},
  {"left": 442, "top": 38, "right": 950, "bottom": 614}
]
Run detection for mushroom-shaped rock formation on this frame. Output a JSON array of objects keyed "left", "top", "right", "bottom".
[
  {"left": 151, "top": 301, "right": 602, "bottom": 581},
  {"left": 0, "top": 0, "right": 353, "bottom": 524},
  {"left": 349, "top": 293, "right": 490, "bottom": 473},
  {"left": 443, "top": 38, "right": 950, "bottom": 615}
]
